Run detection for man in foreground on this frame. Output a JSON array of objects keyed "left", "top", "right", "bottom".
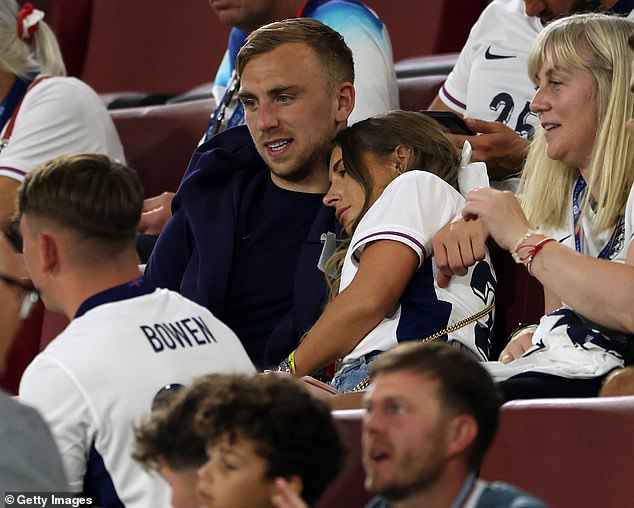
[{"left": 18, "top": 154, "right": 254, "bottom": 507}]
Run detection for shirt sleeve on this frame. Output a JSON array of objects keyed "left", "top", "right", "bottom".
[
  {"left": 350, "top": 171, "right": 463, "bottom": 267},
  {"left": 19, "top": 356, "right": 95, "bottom": 492},
  {"left": 0, "top": 398, "right": 70, "bottom": 491},
  {"left": 0, "top": 78, "right": 124, "bottom": 181},
  {"left": 315, "top": 4, "right": 399, "bottom": 123}
]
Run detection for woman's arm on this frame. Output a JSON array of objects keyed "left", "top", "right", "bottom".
[
  {"left": 527, "top": 238, "right": 634, "bottom": 332},
  {"left": 292, "top": 239, "right": 418, "bottom": 376},
  {"left": 462, "top": 187, "right": 634, "bottom": 333}
]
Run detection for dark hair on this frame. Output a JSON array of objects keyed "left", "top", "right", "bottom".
[
  {"left": 236, "top": 18, "right": 354, "bottom": 91},
  {"left": 194, "top": 374, "right": 345, "bottom": 505},
  {"left": 16, "top": 153, "right": 143, "bottom": 255},
  {"left": 133, "top": 382, "right": 208, "bottom": 471},
  {"left": 629, "top": 30, "right": 634, "bottom": 50},
  {"left": 335, "top": 110, "right": 460, "bottom": 234},
  {"left": 325, "top": 110, "right": 461, "bottom": 298},
  {"left": 369, "top": 342, "right": 500, "bottom": 470}
]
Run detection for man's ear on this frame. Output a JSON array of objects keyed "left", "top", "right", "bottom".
[
  {"left": 445, "top": 414, "right": 477, "bottom": 459},
  {"left": 334, "top": 82, "right": 355, "bottom": 124},
  {"left": 38, "top": 231, "right": 60, "bottom": 274}
]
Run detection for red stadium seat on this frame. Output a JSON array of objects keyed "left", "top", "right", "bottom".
[
  {"left": 364, "top": 0, "right": 486, "bottom": 60},
  {"left": 110, "top": 98, "right": 214, "bottom": 198},
  {"left": 318, "top": 410, "right": 371, "bottom": 508},
  {"left": 398, "top": 74, "right": 447, "bottom": 111},
  {"left": 319, "top": 397, "right": 634, "bottom": 508},
  {"left": 481, "top": 396, "right": 634, "bottom": 508},
  {"left": 0, "top": 301, "right": 44, "bottom": 395},
  {"left": 80, "top": 0, "right": 230, "bottom": 95}
]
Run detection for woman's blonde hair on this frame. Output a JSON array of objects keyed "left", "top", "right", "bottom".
[
  {"left": 325, "top": 110, "right": 461, "bottom": 298},
  {"left": 520, "top": 13, "right": 634, "bottom": 232},
  {"left": 0, "top": 0, "right": 65, "bottom": 77}
]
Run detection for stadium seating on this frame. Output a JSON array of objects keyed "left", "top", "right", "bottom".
[
  {"left": 318, "top": 410, "right": 372, "bottom": 508},
  {"left": 109, "top": 98, "right": 214, "bottom": 198},
  {"left": 395, "top": 52, "right": 458, "bottom": 79},
  {"left": 398, "top": 74, "right": 447, "bottom": 111},
  {"left": 481, "top": 396, "right": 634, "bottom": 507},
  {"left": 364, "top": 0, "right": 486, "bottom": 60},
  {"left": 0, "top": 301, "right": 44, "bottom": 394}
]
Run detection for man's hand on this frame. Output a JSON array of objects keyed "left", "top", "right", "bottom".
[
  {"left": 271, "top": 478, "right": 308, "bottom": 508},
  {"left": 432, "top": 215, "right": 488, "bottom": 288},
  {"left": 446, "top": 119, "right": 529, "bottom": 181},
  {"left": 499, "top": 328, "right": 536, "bottom": 364},
  {"left": 138, "top": 192, "right": 174, "bottom": 235}
]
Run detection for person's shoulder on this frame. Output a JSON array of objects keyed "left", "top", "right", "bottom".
[
  {"left": 481, "top": 0, "right": 527, "bottom": 18},
  {"left": 479, "top": 481, "right": 548, "bottom": 508},
  {"left": 390, "top": 170, "right": 461, "bottom": 198},
  {"left": 470, "top": 0, "right": 539, "bottom": 36},
  {"left": 178, "top": 125, "right": 266, "bottom": 194},
  {"left": 0, "top": 391, "right": 51, "bottom": 436},
  {"left": 22, "top": 75, "right": 105, "bottom": 115},
  {"left": 312, "top": 0, "right": 385, "bottom": 32},
  {"left": 30, "top": 75, "right": 98, "bottom": 98}
]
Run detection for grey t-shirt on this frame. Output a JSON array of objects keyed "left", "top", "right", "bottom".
[{"left": 0, "top": 391, "right": 68, "bottom": 493}]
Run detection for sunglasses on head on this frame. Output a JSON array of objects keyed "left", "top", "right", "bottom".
[
  {"left": 0, "top": 273, "right": 39, "bottom": 319},
  {"left": 4, "top": 220, "right": 23, "bottom": 253}
]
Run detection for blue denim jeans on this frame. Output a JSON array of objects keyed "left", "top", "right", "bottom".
[{"left": 331, "top": 350, "right": 382, "bottom": 393}]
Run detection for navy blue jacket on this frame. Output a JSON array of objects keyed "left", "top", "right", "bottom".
[{"left": 145, "top": 125, "right": 337, "bottom": 367}]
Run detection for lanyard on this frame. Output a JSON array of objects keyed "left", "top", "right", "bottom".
[
  {"left": 0, "top": 76, "right": 33, "bottom": 132},
  {"left": 0, "top": 75, "right": 51, "bottom": 153},
  {"left": 572, "top": 175, "right": 623, "bottom": 258}
]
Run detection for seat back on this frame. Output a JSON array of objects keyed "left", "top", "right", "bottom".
[
  {"left": 481, "top": 396, "right": 634, "bottom": 507},
  {"left": 365, "top": 0, "right": 485, "bottom": 60},
  {"left": 488, "top": 242, "right": 544, "bottom": 358},
  {"left": 80, "top": 0, "right": 230, "bottom": 94},
  {"left": 0, "top": 302, "right": 45, "bottom": 394},
  {"left": 110, "top": 98, "right": 214, "bottom": 198},
  {"left": 398, "top": 74, "right": 447, "bottom": 111},
  {"left": 318, "top": 409, "right": 370, "bottom": 508}
]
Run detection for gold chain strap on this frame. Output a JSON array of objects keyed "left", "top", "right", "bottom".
[{"left": 350, "top": 300, "right": 495, "bottom": 392}]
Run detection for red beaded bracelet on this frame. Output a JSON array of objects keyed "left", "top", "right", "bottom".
[{"left": 519, "top": 237, "right": 556, "bottom": 274}]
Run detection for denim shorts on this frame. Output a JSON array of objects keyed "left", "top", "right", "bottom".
[{"left": 331, "top": 350, "right": 383, "bottom": 393}]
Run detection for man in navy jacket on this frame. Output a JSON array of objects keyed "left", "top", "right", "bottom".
[{"left": 145, "top": 19, "right": 354, "bottom": 369}]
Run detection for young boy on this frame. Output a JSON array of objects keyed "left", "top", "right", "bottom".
[{"left": 134, "top": 374, "right": 344, "bottom": 508}]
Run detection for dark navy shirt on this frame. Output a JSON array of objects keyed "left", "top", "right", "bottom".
[{"left": 222, "top": 176, "right": 324, "bottom": 367}]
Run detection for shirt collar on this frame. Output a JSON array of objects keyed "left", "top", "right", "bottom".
[{"left": 74, "top": 277, "right": 155, "bottom": 319}]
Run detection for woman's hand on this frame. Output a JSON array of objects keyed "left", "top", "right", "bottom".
[
  {"left": 462, "top": 187, "right": 532, "bottom": 251},
  {"left": 499, "top": 328, "right": 536, "bottom": 364}
]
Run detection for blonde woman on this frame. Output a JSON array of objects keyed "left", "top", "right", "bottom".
[
  {"left": 463, "top": 13, "right": 634, "bottom": 399},
  {"left": 0, "top": 0, "right": 124, "bottom": 228}
]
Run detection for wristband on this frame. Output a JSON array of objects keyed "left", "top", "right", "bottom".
[
  {"left": 510, "top": 229, "right": 540, "bottom": 264},
  {"left": 508, "top": 323, "right": 538, "bottom": 342},
  {"left": 526, "top": 237, "right": 557, "bottom": 275},
  {"left": 287, "top": 349, "right": 297, "bottom": 374}
]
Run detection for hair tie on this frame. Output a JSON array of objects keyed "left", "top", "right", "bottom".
[
  {"left": 457, "top": 140, "right": 489, "bottom": 197},
  {"left": 17, "top": 2, "right": 45, "bottom": 40}
]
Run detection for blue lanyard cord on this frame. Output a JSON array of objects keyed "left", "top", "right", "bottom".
[
  {"left": 0, "top": 76, "right": 33, "bottom": 132},
  {"left": 572, "top": 175, "right": 624, "bottom": 259}
]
